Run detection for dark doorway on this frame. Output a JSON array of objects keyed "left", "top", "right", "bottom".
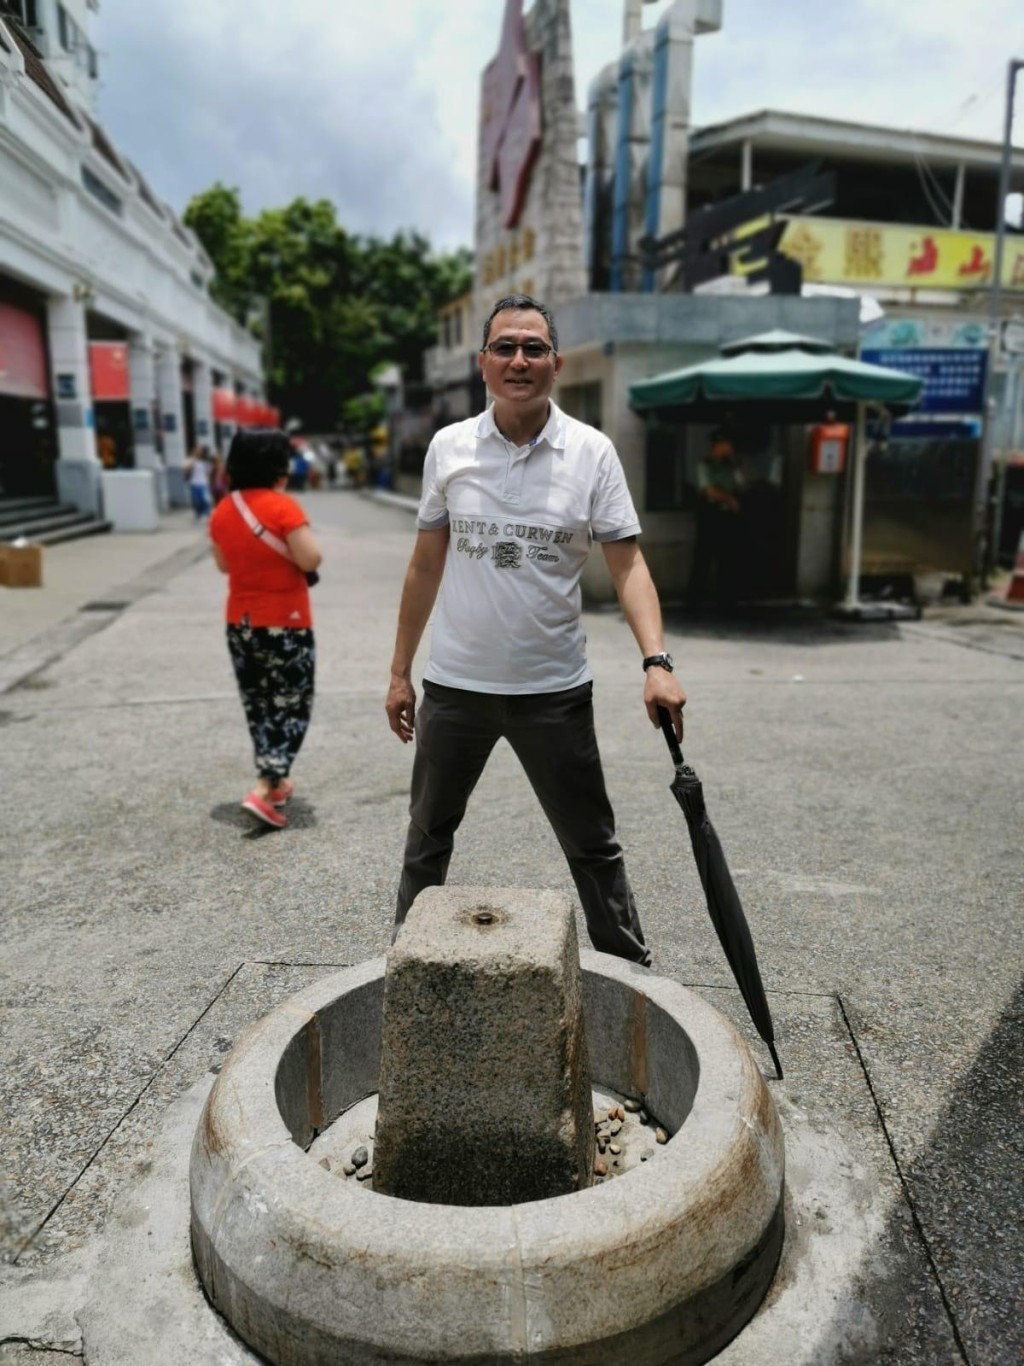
[{"left": 0, "top": 394, "right": 57, "bottom": 498}]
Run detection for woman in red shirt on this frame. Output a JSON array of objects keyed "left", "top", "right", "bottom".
[{"left": 210, "top": 429, "right": 322, "bottom": 828}]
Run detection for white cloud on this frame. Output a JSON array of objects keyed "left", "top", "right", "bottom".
[{"left": 93, "top": 0, "right": 1024, "bottom": 251}]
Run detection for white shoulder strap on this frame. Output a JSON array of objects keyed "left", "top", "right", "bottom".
[{"left": 231, "top": 491, "right": 293, "bottom": 560}]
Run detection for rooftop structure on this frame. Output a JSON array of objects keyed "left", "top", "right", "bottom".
[{"left": 688, "top": 108, "right": 1024, "bottom": 234}]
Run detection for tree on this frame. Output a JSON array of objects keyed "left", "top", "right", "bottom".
[{"left": 183, "top": 186, "right": 473, "bottom": 431}]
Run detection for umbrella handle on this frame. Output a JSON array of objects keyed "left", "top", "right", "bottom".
[{"left": 657, "top": 706, "right": 684, "bottom": 768}]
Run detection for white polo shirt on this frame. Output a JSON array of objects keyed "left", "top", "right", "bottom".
[{"left": 417, "top": 401, "right": 641, "bottom": 694}]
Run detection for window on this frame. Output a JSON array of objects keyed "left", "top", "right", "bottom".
[
  {"left": 82, "top": 165, "right": 122, "bottom": 216},
  {"left": 558, "top": 381, "right": 603, "bottom": 431},
  {"left": 57, "top": 4, "right": 70, "bottom": 49},
  {"left": 87, "top": 44, "right": 98, "bottom": 78},
  {"left": 6, "top": 2, "right": 40, "bottom": 27},
  {"left": 645, "top": 422, "right": 696, "bottom": 512}
]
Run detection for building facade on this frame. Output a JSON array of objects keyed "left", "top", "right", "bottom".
[
  {"left": 420, "top": 0, "right": 1024, "bottom": 602},
  {"left": 0, "top": 1, "right": 267, "bottom": 519}
]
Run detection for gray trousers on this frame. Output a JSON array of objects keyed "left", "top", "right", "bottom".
[{"left": 395, "top": 680, "right": 651, "bottom": 966}]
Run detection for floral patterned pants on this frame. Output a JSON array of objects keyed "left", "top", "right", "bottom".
[{"left": 226, "top": 624, "right": 315, "bottom": 782}]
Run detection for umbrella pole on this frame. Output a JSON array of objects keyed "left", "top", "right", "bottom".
[{"left": 842, "top": 400, "right": 869, "bottom": 611}]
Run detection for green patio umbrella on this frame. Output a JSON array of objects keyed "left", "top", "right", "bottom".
[
  {"left": 629, "top": 330, "right": 921, "bottom": 411},
  {"left": 629, "top": 330, "right": 924, "bottom": 614}
]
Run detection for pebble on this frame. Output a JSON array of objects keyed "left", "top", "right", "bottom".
[
  {"left": 608, "top": 1143, "right": 621, "bottom": 1155},
  {"left": 594, "top": 1160, "right": 608, "bottom": 1176},
  {"left": 609, "top": 1120, "right": 622, "bottom": 1136},
  {"left": 342, "top": 1163, "right": 356, "bottom": 1177},
  {"left": 351, "top": 1145, "right": 369, "bottom": 1170},
  {"left": 640, "top": 1148, "right": 654, "bottom": 1162},
  {"left": 623, "top": 1099, "right": 641, "bottom": 1113},
  {"left": 356, "top": 1166, "right": 374, "bottom": 1182},
  {"left": 655, "top": 1128, "right": 669, "bottom": 1145},
  {"left": 318, "top": 1157, "right": 331, "bottom": 1171},
  {"left": 639, "top": 1110, "right": 649, "bottom": 1125}
]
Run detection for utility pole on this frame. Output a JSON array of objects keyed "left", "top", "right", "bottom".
[{"left": 978, "top": 58, "right": 1024, "bottom": 582}]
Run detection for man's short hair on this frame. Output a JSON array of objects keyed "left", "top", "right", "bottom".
[
  {"left": 226, "top": 427, "right": 291, "bottom": 490},
  {"left": 481, "top": 294, "right": 559, "bottom": 353}
]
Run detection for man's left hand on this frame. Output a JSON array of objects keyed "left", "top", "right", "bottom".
[{"left": 644, "top": 667, "right": 686, "bottom": 740}]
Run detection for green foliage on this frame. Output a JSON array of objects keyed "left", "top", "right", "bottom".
[
  {"left": 342, "top": 391, "right": 387, "bottom": 433},
  {"left": 183, "top": 185, "right": 473, "bottom": 431}
]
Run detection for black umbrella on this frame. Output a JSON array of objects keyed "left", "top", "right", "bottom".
[{"left": 658, "top": 708, "right": 783, "bottom": 1079}]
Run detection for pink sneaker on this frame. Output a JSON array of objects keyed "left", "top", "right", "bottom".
[
  {"left": 268, "top": 779, "right": 294, "bottom": 808},
  {"left": 242, "top": 792, "right": 287, "bottom": 828}
]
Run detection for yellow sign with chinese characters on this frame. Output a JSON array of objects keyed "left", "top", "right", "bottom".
[
  {"left": 733, "top": 215, "right": 1024, "bottom": 292},
  {"left": 783, "top": 216, "right": 1024, "bottom": 291}
]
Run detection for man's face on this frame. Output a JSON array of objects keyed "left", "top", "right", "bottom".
[
  {"left": 711, "top": 438, "right": 734, "bottom": 460},
  {"left": 478, "top": 308, "right": 563, "bottom": 406}
]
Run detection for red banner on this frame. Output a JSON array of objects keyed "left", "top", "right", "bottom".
[{"left": 89, "top": 342, "right": 130, "bottom": 401}]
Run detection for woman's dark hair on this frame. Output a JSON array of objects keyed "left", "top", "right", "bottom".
[{"left": 226, "top": 428, "right": 291, "bottom": 490}]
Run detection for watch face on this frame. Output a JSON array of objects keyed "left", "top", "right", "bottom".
[{"left": 663, "top": 653, "right": 674, "bottom": 669}]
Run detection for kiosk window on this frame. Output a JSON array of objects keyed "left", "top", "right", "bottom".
[{"left": 645, "top": 423, "right": 696, "bottom": 511}]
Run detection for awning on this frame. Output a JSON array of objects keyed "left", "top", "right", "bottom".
[
  {"left": 630, "top": 332, "right": 923, "bottom": 413},
  {"left": 213, "top": 387, "right": 237, "bottom": 421},
  {"left": 0, "top": 301, "right": 48, "bottom": 400}
]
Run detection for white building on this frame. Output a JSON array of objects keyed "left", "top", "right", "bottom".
[{"left": 0, "top": 0, "right": 266, "bottom": 527}]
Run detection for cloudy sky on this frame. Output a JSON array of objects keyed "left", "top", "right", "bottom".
[{"left": 93, "top": 0, "right": 1024, "bottom": 251}]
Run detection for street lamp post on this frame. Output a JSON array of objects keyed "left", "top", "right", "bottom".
[{"left": 978, "top": 57, "right": 1024, "bottom": 582}]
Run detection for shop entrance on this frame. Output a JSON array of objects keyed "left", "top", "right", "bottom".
[
  {"left": 0, "top": 393, "right": 57, "bottom": 498},
  {"left": 0, "top": 284, "right": 56, "bottom": 500},
  {"left": 646, "top": 418, "right": 800, "bottom": 602}
]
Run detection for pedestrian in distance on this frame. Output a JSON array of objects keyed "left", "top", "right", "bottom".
[
  {"left": 210, "top": 428, "right": 322, "bottom": 829},
  {"left": 385, "top": 292, "right": 686, "bottom": 963},
  {"left": 288, "top": 440, "right": 311, "bottom": 492},
  {"left": 186, "top": 444, "right": 213, "bottom": 520}
]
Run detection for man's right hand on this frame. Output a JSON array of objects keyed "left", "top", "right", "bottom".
[{"left": 386, "top": 674, "right": 417, "bottom": 743}]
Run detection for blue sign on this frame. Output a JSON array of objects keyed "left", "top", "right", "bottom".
[{"left": 861, "top": 347, "right": 987, "bottom": 414}]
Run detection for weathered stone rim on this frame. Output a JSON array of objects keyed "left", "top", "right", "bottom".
[{"left": 191, "top": 951, "right": 785, "bottom": 1363}]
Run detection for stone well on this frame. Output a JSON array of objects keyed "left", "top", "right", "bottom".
[{"left": 190, "top": 893, "right": 784, "bottom": 1365}]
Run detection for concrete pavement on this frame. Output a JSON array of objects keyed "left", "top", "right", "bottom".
[{"left": 1, "top": 488, "right": 1022, "bottom": 1364}]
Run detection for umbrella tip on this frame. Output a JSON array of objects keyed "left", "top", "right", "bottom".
[{"left": 768, "top": 1043, "right": 784, "bottom": 1080}]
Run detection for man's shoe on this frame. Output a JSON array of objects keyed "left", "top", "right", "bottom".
[
  {"left": 242, "top": 792, "right": 287, "bottom": 828},
  {"left": 268, "top": 779, "right": 294, "bottom": 808}
]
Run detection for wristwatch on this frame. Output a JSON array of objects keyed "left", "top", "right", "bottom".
[{"left": 642, "top": 652, "right": 674, "bottom": 673}]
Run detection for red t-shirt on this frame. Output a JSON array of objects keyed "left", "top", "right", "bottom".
[{"left": 209, "top": 489, "right": 312, "bottom": 628}]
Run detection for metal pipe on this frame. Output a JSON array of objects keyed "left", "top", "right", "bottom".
[
  {"left": 951, "top": 161, "right": 965, "bottom": 230},
  {"left": 843, "top": 401, "right": 869, "bottom": 611},
  {"left": 741, "top": 139, "right": 753, "bottom": 192}
]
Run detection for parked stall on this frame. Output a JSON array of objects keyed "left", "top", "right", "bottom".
[{"left": 629, "top": 331, "right": 925, "bottom": 616}]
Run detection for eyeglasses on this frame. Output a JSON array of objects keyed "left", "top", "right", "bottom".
[{"left": 484, "top": 340, "right": 555, "bottom": 361}]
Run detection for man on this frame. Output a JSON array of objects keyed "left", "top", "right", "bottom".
[
  {"left": 688, "top": 428, "right": 743, "bottom": 609},
  {"left": 385, "top": 294, "right": 685, "bottom": 965}
]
